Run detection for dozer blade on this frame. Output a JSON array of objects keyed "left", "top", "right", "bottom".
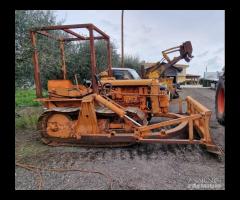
[
  {"left": 204, "top": 144, "right": 224, "bottom": 155},
  {"left": 134, "top": 96, "right": 223, "bottom": 155},
  {"left": 185, "top": 96, "right": 223, "bottom": 155}
]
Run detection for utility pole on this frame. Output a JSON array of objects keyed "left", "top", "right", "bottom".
[
  {"left": 121, "top": 10, "right": 124, "bottom": 68},
  {"left": 204, "top": 65, "right": 207, "bottom": 79}
]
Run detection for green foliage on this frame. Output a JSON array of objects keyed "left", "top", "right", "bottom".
[
  {"left": 123, "top": 55, "right": 142, "bottom": 75},
  {"left": 65, "top": 40, "right": 121, "bottom": 83},
  {"left": 15, "top": 10, "right": 64, "bottom": 88},
  {"left": 15, "top": 89, "right": 48, "bottom": 107}
]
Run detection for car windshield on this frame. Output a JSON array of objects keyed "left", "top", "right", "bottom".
[
  {"left": 111, "top": 68, "right": 141, "bottom": 80},
  {"left": 129, "top": 69, "right": 141, "bottom": 79}
]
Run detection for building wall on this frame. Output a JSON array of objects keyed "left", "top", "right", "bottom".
[
  {"left": 175, "top": 64, "right": 188, "bottom": 83},
  {"left": 177, "top": 76, "right": 187, "bottom": 83}
]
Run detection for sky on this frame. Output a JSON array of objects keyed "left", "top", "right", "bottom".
[{"left": 55, "top": 10, "right": 225, "bottom": 77}]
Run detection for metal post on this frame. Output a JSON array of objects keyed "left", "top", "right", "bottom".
[
  {"left": 30, "top": 31, "right": 42, "bottom": 98},
  {"left": 60, "top": 40, "right": 67, "bottom": 79},
  {"left": 107, "top": 39, "right": 112, "bottom": 76},
  {"left": 121, "top": 10, "right": 124, "bottom": 68},
  {"left": 88, "top": 26, "right": 98, "bottom": 94},
  {"left": 188, "top": 118, "right": 193, "bottom": 142}
]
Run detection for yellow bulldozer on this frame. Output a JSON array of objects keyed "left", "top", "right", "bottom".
[{"left": 29, "top": 24, "right": 222, "bottom": 154}]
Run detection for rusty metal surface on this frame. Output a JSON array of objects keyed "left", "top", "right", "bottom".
[
  {"left": 31, "top": 24, "right": 109, "bottom": 41},
  {"left": 45, "top": 107, "right": 80, "bottom": 113},
  {"left": 125, "top": 107, "right": 146, "bottom": 120},
  {"left": 31, "top": 24, "right": 93, "bottom": 31},
  {"left": 92, "top": 24, "right": 109, "bottom": 39},
  {"left": 96, "top": 106, "right": 115, "bottom": 114},
  {"left": 37, "top": 30, "right": 61, "bottom": 41},
  {"left": 59, "top": 41, "right": 67, "bottom": 79},
  {"left": 95, "top": 94, "right": 126, "bottom": 117},
  {"left": 62, "top": 29, "right": 86, "bottom": 40},
  {"left": 88, "top": 27, "right": 98, "bottom": 93},
  {"left": 107, "top": 39, "right": 112, "bottom": 76},
  {"left": 30, "top": 31, "right": 42, "bottom": 98}
]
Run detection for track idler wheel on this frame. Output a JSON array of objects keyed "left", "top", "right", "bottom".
[{"left": 38, "top": 112, "right": 74, "bottom": 140}]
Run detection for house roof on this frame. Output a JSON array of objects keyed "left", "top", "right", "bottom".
[{"left": 174, "top": 64, "right": 189, "bottom": 68}]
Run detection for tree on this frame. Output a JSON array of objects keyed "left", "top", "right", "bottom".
[
  {"left": 15, "top": 10, "right": 64, "bottom": 88},
  {"left": 123, "top": 55, "right": 142, "bottom": 75},
  {"left": 65, "top": 40, "right": 121, "bottom": 84}
]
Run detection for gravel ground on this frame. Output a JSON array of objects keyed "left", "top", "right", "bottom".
[{"left": 15, "top": 88, "right": 225, "bottom": 190}]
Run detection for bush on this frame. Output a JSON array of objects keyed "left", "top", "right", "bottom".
[{"left": 15, "top": 112, "right": 39, "bottom": 129}]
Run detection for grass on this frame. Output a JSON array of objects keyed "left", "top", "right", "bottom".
[
  {"left": 15, "top": 89, "right": 50, "bottom": 160},
  {"left": 15, "top": 88, "right": 48, "bottom": 107},
  {"left": 15, "top": 107, "right": 42, "bottom": 129},
  {"left": 15, "top": 88, "right": 41, "bottom": 107},
  {"left": 15, "top": 88, "right": 44, "bottom": 129},
  {"left": 15, "top": 112, "right": 39, "bottom": 129}
]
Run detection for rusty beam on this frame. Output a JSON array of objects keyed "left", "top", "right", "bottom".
[
  {"left": 63, "top": 36, "right": 105, "bottom": 42},
  {"left": 92, "top": 24, "right": 109, "bottom": 39},
  {"left": 62, "top": 29, "right": 86, "bottom": 40},
  {"left": 186, "top": 96, "right": 211, "bottom": 113},
  {"left": 88, "top": 26, "right": 98, "bottom": 94},
  {"left": 36, "top": 31, "right": 61, "bottom": 41},
  {"left": 188, "top": 118, "right": 194, "bottom": 141},
  {"left": 30, "top": 31, "right": 42, "bottom": 98},
  {"left": 31, "top": 24, "right": 93, "bottom": 31},
  {"left": 107, "top": 39, "right": 112, "bottom": 76},
  {"left": 31, "top": 24, "right": 109, "bottom": 39},
  {"left": 138, "top": 114, "right": 201, "bottom": 132},
  {"left": 59, "top": 40, "right": 67, "bottom": 79},
  {"left": 31, "top": 24, "right": 109, "bottom": 41},
  {"left": 85, "top": 36, "right": 106, "bottom": 40},
  {"left": 63, "top": 38, "right": 82, "bottom": 42}
]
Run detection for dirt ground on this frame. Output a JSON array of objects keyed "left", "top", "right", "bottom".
[{"left": 15, "top": 88, "right": 225, "bottom": 190}]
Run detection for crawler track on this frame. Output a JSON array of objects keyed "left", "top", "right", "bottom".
[{"left": 37, "top": 110, "right": 137, "bottom": 147}]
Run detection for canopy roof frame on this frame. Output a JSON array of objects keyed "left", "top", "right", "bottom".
[{"left": 29, "top": 23, "right": 112, "bottom": 97}]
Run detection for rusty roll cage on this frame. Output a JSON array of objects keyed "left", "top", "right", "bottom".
[{"left": 29, "top": 24, "right": 113, "bottom": 98}]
